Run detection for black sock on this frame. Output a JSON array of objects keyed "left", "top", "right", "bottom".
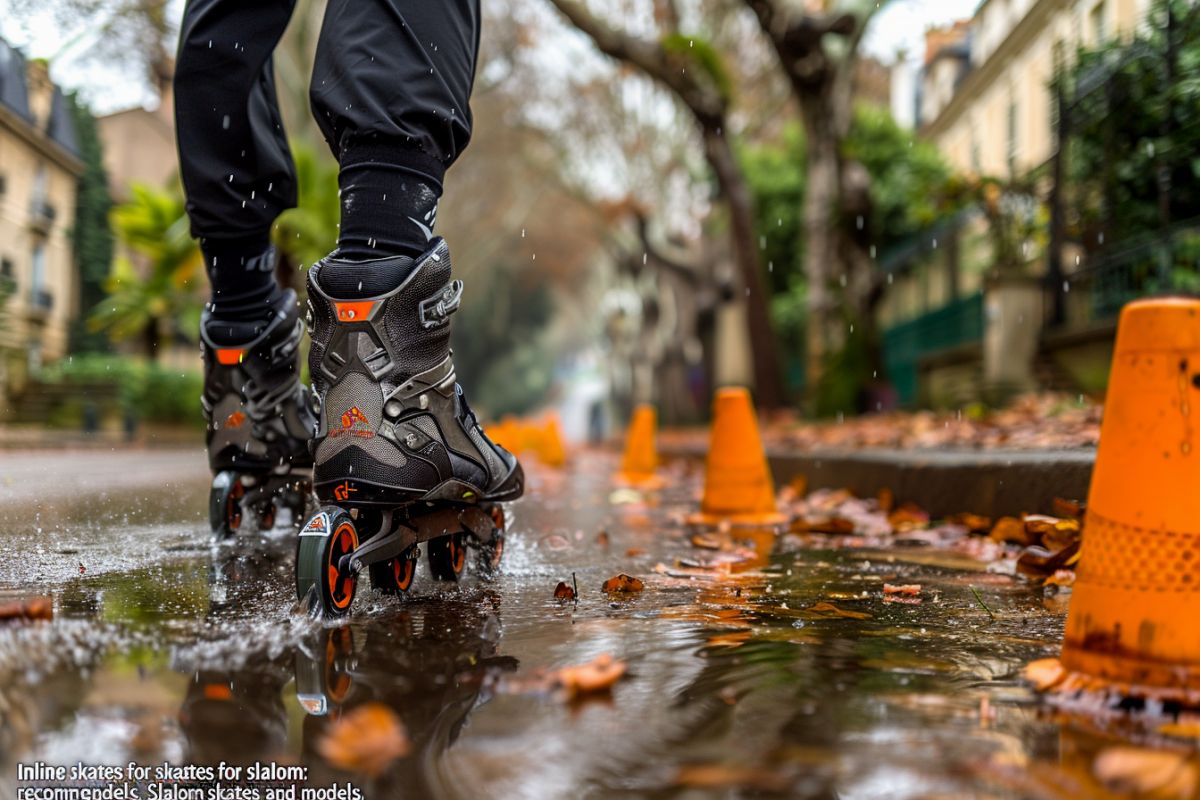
[
  {"left": 336, "top": 139, "right": 445, "bottom": 261},
  {"left": 201, "top": 234, "right": 283, "bottom": 329}
]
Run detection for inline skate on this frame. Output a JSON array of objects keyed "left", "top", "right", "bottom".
[
  {"left": 203, "top": 273, "right": 317, "bottom": 537},
  {"left": 295, "top": 238, "right": 523, "bottom": 616}
]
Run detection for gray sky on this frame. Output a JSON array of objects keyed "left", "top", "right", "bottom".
[{"left": 0, "top": 0, "right": 973, "bottom": 115}]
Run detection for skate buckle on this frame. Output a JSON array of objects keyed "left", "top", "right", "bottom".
[{"left": 418, "top": 280, "right": 463, "bottom": 329}]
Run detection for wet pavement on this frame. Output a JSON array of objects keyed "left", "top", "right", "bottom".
[{"left": 0, "top": 448, "right": 1182, "bottom": 798}]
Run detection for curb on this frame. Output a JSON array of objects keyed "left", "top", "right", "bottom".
[{"left": 667, "top": 446, "right": 1096, "bottom": 519}]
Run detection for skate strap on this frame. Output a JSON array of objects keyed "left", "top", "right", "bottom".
[
  {"left": 384, "top": 354, "right": 457, "bottom": 404},
  {"left": 418, "top": 280, "right": 463, "bottom": 329}
]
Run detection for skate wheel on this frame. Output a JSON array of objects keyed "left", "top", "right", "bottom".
[
  {"left": 258, "top": 502, "right": 277, "bottom": 531},
  {"left": 296, "top": 506, "right": 359, "bottom": 617},
  {"left": 369, "top": 547, "right": 417, "bottom": 595},
  {"left": 476, "top": 506, "right": 507, "bottom": 579},
  {"left": 210, "top": 472, "right": 245, "bottom": 539},
  {"left": 427, "top": 532, "right": 467, "bottom": 581}
]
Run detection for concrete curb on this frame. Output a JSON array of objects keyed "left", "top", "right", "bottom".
[{"left": 666, "top": 446, "right": 1096, "bottom": 519}]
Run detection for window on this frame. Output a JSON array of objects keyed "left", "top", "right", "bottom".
[
  {"left": 32, "top": 164, "right": 48, "bottom": 205},
  {"left": 0, "top": 257, "right": 13, "bottom": 278},
  {"left": 31, "top": 244, "right": 45, "bottom": 294}
]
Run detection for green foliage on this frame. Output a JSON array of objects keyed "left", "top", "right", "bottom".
[
  {"left": 1062, "top": 0, "right": 1200, "bottom": 244},
  {"left": 452, "top": 266, "right": 556, "bottom": 417},
  {"left": 813, "top": 316, "right": 875, "bottom": 418},
  {"left": 37, "top": 354, "right": 204, "bottom": 428},
  {"left": 274, "top": 141, "right": 341, "bottom": 269},
  {"left": 90, "top": 184, "right": 203, "bottom": 359},
  {"left": 661, "top": 33, "right": 734, "bottom": 104},
  {"left": 66, "top": 92, "right": 115, "bottom": 353}
]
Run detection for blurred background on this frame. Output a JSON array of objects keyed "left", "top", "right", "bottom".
[{"left": 0, "top": 0, "right": 1194, "bottom": 443}]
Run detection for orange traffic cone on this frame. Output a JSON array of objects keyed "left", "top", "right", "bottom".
[
  {"left": 1028, "top": 298, "right": 1200, "bottom": 703},
  {"left": 687, "top": 387, "right": 786, "bottom": 527},
  {"left": 616, "top": 404, "right": 666, "bottom": 488},
  {"left": 535, "top": 413, "right": 567, "bottom": 468}
]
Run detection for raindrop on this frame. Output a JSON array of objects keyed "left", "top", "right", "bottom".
[
  {"left": 222, "top": 115, "right": 230, "bottom": 130},
  {"left": 856, "top": 215, "right": 863, "bottom": 230},
  {"left": 768, "top": 261, "right": 774, "bottom": 272},
  {"left": 932, "top": 238, "right": 938, "bottom": 249},
  {"left": 1062, "top": 281, "right": 1070, "bottom": 293}
]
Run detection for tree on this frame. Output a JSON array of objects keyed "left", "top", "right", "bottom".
[
  {"left": 66, "top": 92, "right": 115, "bottom": 353},
  {"left": 543, "top": 0, "right": 786, "bottom": 409},
  {"left": 740, "top": 0, "right": 881, "bottom": 397},
  {"left": 90, "top": 184, "right": 204, "bottom": 359}
]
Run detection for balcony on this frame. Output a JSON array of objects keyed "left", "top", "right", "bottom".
[
  {"left": 28, "top": 200, "right": 56, "bottom": 234},
  {"left": 27, "top": 288, "right": 53, "bottom": 318}
]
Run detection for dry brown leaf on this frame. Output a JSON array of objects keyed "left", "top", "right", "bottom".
[
  {"left": 1044, "top": 569, "right": 1075, "bottom": 588},
  {"left": 595, "top": 530, "right": 610, "bottom": 547},
  {"left": 807, "top": 601, "right": 871, "bottom": 620},
  {"left": 602, "top": 574, "right": 644, "bottom": 593},
  {"left": 553, "top": 581, "right": 576, "bottom": 600},
  {"left": 949, "top": 513, "right": 992, "bottom": 532},
  {"left": 1024, "top": 658, "right": 1066, "bottom": 691},
  {"left": 795, "top": 516, "right": 857, "bottom": 535},
  {"left": 1053, "top": 497, "right": 1085, "bottom": 519},
  {"left": 883, "top": 584, "right": 921, "bottom": 596},
  {"left": 317, "top": 702, "right": 410, "bottom": 776},
  {"left": 554, "top": 653, "right": 627, "bottom": 699},
  {"left": 0, "top": 597, "right": 53, "bottom": 624},
  {"left": 877, "top": 487, "right": 895, "bottom": 512},
  {"left": 1093, "top": 746, "right": 1199, "bottom": 799},
  {"left": 690, "top": 533, "right": 723, "bottom": 550},
  {"left": 990, "top": 516, "right": 1031, "bottom": 545},
  {"left": 888, "top": 503, "right": 930, "bottom": 531},
  {"left": 625, "top": 547, "right": 646, "bottom": 557}
]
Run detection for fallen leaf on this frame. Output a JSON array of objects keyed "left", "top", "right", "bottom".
[
  {"left": 794, "top": 516, "right": 857, "bottom": 535},
  {"left": 883, "top": 584, "right": 921, "bottom": 595},
  {"left": 539, "top": 534, "right": 571, "bottom": 550},
  {"left": 690, "top": 533, "right": 723, "bottom": 550},
  {"left": 595, "top": 530, "right": 610, "bottom": 547},
  {"left": 553, "top": 581, "right": 576, "bottom": 600},
  {"left": 1024, "top": 658, "right": 1066, "bottom": 691},
  {"left": 317, "top": 702, "right": 410, "bottom": 776},
  {"left": 1044, "top": 569, "right": 1075, "bottom": 588},
  {"left": 888, "top": 503, "right": 929, "bottom": 531},
  {"left": 1053, "top": 497, "right": 1084, "bottom": 519},
  {"left": 1093, "top": 746, "right": 1199, "bottom": 799},
  {"left": 949, "top": 512, "right": 992, "bottom": 532},
  {"left": 554, "top": 653, "right": 627, "bottom": 699},
  {"left": 625, "top": 547, "right": 646, "bottom": 557},
  {"left": 990, "top": 516, "right": 1031, "bottom": 545},
  {"left": 602, "top": 574, "right": 644, "bottom": 593},
  {"left": 0, "top": 597, "right": 53, "bottom": 624},
  {"left": 806, "top": 601, "right": 871, "bottom": 620}
]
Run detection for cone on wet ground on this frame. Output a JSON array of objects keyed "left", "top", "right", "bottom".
[
  {"left": 1028, "top": 298, "right": 1200, "bottom": 703},
  {"left": 534, "top": 413, "right": 567, "bottom": 468},
  {"left": 616, "top": 404, "right": 665, "bottom": 488},
  {"left": 687, "top": 387, "right": 786, "bottom": 527}
]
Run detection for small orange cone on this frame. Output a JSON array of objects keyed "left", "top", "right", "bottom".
[
  {"left": 687, "top": 387, "right": 785, "bottom": 527},
  {"left": 616, "top": 404, "right": 666, "bottom": 488},
  {"left": 535, "top": 413, "right": 567, "bottom": 468},
  {"left": 1029, "top": 298, "right": 1200, "bottom": 703}
]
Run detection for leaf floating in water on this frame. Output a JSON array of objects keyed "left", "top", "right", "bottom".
[
  {"left": 553, "top": 581, "right": 576, "bottom": 601},
  {"left": 883, "top": 584, "right": 921, "bottom": 596},
  {"left": 806, "top": 601, "right": 871, "bottom": 620},
  {"left": 0, "top": 597, "right": 52, "bottom": 624},
  {"left": 317, "top": 702, "right": 410, "bottom": 776},
  {"left": 1024, "top": 658, "right": 1066, "bottom": 691},
  {"left": 554, "top": 653, "right": 627, "bottom": 699},
  {"left": 602, "top": 574, "right": 644, "bottom": 593}
]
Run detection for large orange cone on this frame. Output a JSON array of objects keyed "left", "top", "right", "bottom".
[
  {"left": 687, "top": 387, "right": 786, "bottom": 527},
  {"left": 534, "top": 413, "right": 567, "bottom": 468},
  {"left": 1029, "top": 298, "right": 1200, "bottom": 703},
  {"left": 616, "top": 404, "right": 666, "bottom": 488}
]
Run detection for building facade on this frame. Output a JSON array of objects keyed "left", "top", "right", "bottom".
[{"left": 0, "top": 41, "right": 83, "bottom": 397}]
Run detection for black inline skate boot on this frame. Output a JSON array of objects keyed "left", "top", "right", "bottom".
[
  {"left": 295, "top": 238, "right": 523, "bottom": 616},
  {"left": 202, "top": 276, "right": 317, "bottom": 538}
]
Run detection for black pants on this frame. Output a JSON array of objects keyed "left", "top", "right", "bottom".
[{"left": 174, "top": 0, "right": 481, "bottom": 243}]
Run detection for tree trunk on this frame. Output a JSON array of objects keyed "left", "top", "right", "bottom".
[
  {"left": 701, "top": 124, "right": 786, "bottom": 409},
  {"left": 799, "top": 100, "right": 842, "bottom": 397}
]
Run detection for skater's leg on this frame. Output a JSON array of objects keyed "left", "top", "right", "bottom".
[
  {"left": 310, "top": 0, "right": 481, "bottom": 265},
  {"left": 175, "top": 0, "right": 297, "bottom": 316}
]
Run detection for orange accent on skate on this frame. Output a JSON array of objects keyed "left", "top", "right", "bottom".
[
  {"left": 203, "top": 684, "right": 232, "bottom": 701},
  {"left": 223, "top": 410, "right": 247, "bottom": 429},
  {"left": 334, "top": 301, "right": 376, "bottom": 322},
  {"left": 215, "top": 348, "right": 244, "bottom": 365},
  {"left": 334, "top": 481, "right": 356, "bottom": 502}
]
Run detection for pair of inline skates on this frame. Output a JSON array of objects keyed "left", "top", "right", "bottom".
[{"left": 202, "top": 239, "right": 523, "bottom": 616}]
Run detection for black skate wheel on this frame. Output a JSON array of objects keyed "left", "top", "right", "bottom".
[
  {"left": 369, "top": 547, "right": 417, "bottom": 595},
  {"left": 427, "top": 532, "right": 467, "bottom": 581},
  {"left": 210, "top": 472, "right": 245, "bottom": 539},
  {"left": 296, "top": 506, "right": 359, "bottom": 617},
  {"left": 475, "top": 506, "right": 507, "bottom": 579}
]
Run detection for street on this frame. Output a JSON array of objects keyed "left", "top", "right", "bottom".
[{"left": 0, "top": 446, "right": 1095, "bottom": 799}]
